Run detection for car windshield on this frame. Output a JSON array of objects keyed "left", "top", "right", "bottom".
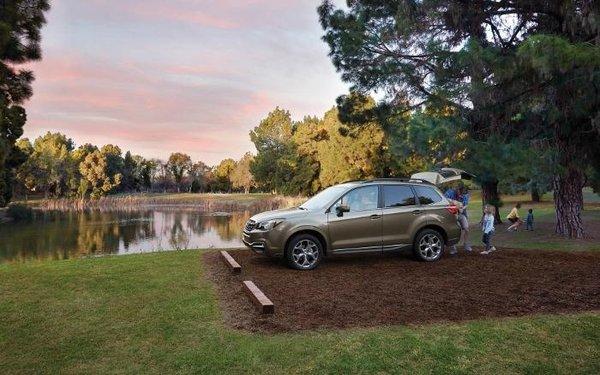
[{"left": 299, "top": 185, "right": 348, "bottom": 211}]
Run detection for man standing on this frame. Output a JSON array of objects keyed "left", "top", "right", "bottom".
[{"left": 448, "top": 186, "right": 473, "bottom": 255}]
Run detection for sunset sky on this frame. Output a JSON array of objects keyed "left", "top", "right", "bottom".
[{"left": 23, "top": 0, "right": 348, "bottom": 165}]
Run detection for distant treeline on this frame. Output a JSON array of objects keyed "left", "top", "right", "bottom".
[{"left": 13, "top": 134, "right": 255, "bottom": 199}]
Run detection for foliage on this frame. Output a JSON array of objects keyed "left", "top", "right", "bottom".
[
  {"left": 294, "top": 105, "right": 388, "bottom": 191},
  {"left": 249, "top": 107, "right": 316, "bottom": 195},
  {"left": 318, "top": 0, "right": 599, "bottom": 237},
  {"left": 0, "top": 0, "right": 50, "bottom": 206},
  {"left": 15, "top": 132, "right": 77, "bottom": 198},
  {"left": 79, "top": 151, "right": 122, "bottom": 199},
  {"left": 166, "top": 152, "right": 192, "bottom": 191},
  {"left": 230, "top": 152, "right": 255, "bottom": 193},
  {"left": 214, "top": 158, "right": 236, "bottom": 192}
]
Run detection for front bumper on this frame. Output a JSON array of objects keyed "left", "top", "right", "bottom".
[{"left": 242, "top": 230, "right": 284, "bottom": 257}]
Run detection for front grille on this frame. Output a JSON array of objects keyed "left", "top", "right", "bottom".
[{"left": 244, "top": 220, "right": 256, "bottom": 232}]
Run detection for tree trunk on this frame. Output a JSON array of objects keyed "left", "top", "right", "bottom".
[
  {"left": 531, "top": 182, "right": 540, "bottom": 202},
  {"left": 481, "top": 179, "right": 502, "bottom": 224},
  {"left": 553, "top": 167, "right": 585, "bottom": 238}
]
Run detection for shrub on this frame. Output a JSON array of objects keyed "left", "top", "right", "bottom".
[{"left": 7, "top": 203, "right": 33, "bottom": 221}]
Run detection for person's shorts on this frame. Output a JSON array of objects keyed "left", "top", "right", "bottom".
[
  {"left": 458, "top": 214, "right": 469, "bottom": 229},
  {"left": 508, "top": 217, "right": 519, "bottom": 223}
]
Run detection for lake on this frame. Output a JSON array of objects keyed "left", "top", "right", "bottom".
[{"left": 1, "top": 209, "right": 252, "bottom": 263}]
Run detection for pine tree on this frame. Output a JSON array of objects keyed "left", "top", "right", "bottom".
[{"left": 0, "top": 0, "right": 50, "bottom": 206}]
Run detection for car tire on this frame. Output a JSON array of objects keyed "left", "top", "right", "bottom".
[
  {"left": 285, "top": 234, "right": 323, "bottom": 270},
  {"left": 413, "top": 229, "right": 444, "bottom": 262}
]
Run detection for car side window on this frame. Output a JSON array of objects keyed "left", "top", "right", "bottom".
[
  {"left": 335, "top": 186, "right": 379, "bottom": 212},
  {"left": 414, "top": 186, "right": 443, "bottom": 205},
  {"left": 382, "top": 185, "right": 416, "bottom": 207}
]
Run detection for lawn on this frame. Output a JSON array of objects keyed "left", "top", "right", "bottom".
[
  {"left": 1, "top": 250, "right": 599, "bottom": 374},
  {"left": 463, "top": 188, "right": 600, "bottom": 251}
]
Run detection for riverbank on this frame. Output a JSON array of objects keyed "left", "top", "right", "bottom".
[
  {"left": 22, "top": 193, "right": 305, "bottom": 212},
  {"left": 1, "top": 249, "right": 599, "bottom": 373}
]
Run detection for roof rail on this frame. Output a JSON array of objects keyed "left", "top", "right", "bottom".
[{"left": 361, "top": 178, "right": 433, "bottom": 185}]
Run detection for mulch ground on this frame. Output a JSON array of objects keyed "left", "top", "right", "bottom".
[{"left": 203, "top": 248, "right": 600, "bottom": 333}]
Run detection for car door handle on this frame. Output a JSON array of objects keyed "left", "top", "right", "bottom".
[
  {"left": 412, "top": 210, "right": 422, "bottom": 215},
  {"left": 370, "top": 214, "right": 382, "bottom": 220}
]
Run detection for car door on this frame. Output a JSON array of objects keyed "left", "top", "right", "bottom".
[
  {"left": 327, "top": 185, "right": 382, "bottom": 253},
  {"left": 381, "top": 184, "right": 419, "bottom": 251}
]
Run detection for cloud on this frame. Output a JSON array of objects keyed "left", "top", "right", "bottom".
[{"left": 22, "top": 0, "right": 348, "bottom": 164}]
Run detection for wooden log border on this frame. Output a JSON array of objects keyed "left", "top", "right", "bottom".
[
  {"left": 220, "top": 251, "right": 241, "bottom": 274},
  {"left": 243, "top": 280, "right": 275, "bottom": 314}
]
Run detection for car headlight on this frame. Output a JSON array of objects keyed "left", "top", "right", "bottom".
[{"left": 255, "top": 219, "right": 284, "bottom": 231}]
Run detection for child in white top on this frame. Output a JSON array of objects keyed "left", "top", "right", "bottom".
[{"left": 480, "top": 205, "right": 496, "bottom": 255}]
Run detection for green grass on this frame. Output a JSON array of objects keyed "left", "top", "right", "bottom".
[{"left": 1, "top": 250, "right": 599, "bottom": 374}]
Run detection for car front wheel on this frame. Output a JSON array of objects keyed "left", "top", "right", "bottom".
[
  {"left": 285, "top": 234, "right": 323, "bottom": 270},
  {"left": 413, "top": 229, "right": 444, "bottom": 262}
]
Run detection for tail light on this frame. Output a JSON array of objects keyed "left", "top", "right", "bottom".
[{"left": 446, "top": 205, "right": 459, "bottom": 215}]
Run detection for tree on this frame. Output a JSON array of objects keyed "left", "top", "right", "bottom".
[
  {"left": 121, "top": 151, "right": 139, "bottom": 191},
  {"left": 134, "top": 155, "right": 156, "bottom": 191},
  {"left": 0, "top": 0, "right": 50, "bottom": 206},
  {"left": 318, "top": 1, "right": 599, "bottom": 237},
  {"left": 294, "top": 105, "right": 388, "bottom": 190},
  {"left": 250, "top": 108, "right": 316, "bottom": 195},
  {"left": 166, "top": 152, "right": 191, "bottom": 192},
  {"left": 99, "top": 144, "right": 123, "bottom": 180},
  {"left": 187, "top": 161, "right": 210, "bottom": 192},
  {"left": 514, "top": 34, "right": 600, "bottom": 237},
  {"left": 79, "top": 150, "right": 122, "bottom": 198},
  {"left": 16, "top": 132, "right": 76, "bottom": 198},
  {"left": 214, "top": 158, "right": 236, "bottom": 192},
  {"left": 231, "top": 153, "right": 255, "bottom": 193}
]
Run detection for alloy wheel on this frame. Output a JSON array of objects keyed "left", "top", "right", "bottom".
[
  {"left": 418, "top": 233, "right": 442, "bottom": 260},
  {"left": 291, "top": 239, "right": 320, "bottom": 268}
]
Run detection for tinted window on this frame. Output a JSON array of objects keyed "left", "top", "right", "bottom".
[
  {"left": 415, "top": 186, "right": 443, "bottom": 205},
  {"left": 300, "top": 185, "right": 347, "bottom": 210},
  {"left": 335, "top": 186, "right": 379, "bottom": 212},
  {"left": 383, "top": 185, "right": 416, "bottom": 207}
]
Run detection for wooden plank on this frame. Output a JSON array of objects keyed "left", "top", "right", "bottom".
[
  {"left": 220, "top": 251, "right": 241, "bottom": 274},
  {"left": 243, "top": 281, "right": 275, "bottom": 314}
]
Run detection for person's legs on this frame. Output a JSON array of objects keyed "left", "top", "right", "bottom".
[
  {"left": 458, "top": 214, "right": 472, "bottom": 251},
  {"left": 449, "top": 244, "right": 458, "bottom": 255},
  {"left": 481, "top": 232, "right": 490, "bottom": 254}
]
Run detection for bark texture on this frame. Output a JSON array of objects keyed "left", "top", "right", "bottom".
[
  {"left": 553, "top": 167, "right": 585, "bottom": 238},
  {"left": 481, "top": 179, "right": 502, "bottom": 224}
]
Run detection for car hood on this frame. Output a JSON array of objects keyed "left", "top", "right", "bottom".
[{"left": 249, "top": 207, "right": 309, "bottom": 223}]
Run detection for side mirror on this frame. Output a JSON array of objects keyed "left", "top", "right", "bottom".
[{"left": 335, "top": 204, "right": 350, "bottom": 217}]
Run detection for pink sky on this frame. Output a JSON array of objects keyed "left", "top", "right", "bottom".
[{"left": 23, "top": 0, "right": 347, "bottom": 165}]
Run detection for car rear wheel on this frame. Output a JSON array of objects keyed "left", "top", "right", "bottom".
[
  {"left": 285, "top": 234, "right": 322, "bottom": 270},
  {"left": 413, "top": 229, "right": 444, "bottom": 262}
]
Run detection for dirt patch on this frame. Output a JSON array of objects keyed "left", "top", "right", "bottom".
[{"left": 203, "top": 249, "right": 600, "bottom": 333}]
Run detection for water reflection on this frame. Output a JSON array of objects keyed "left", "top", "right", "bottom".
[{"left": 0, "top": 209, "right": 251, "bottom": 263}]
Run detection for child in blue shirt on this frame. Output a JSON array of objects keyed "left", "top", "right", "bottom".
[
  {"left": 526, "top": 209, "right": 534, "bottom": 231},
  {"left": 480, "top": 205, "right": 496, "bottom": 255}
]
